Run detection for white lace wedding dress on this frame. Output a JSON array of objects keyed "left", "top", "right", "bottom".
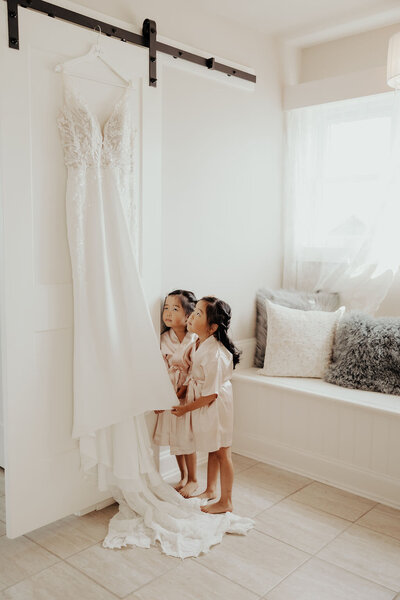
[{"left": 57, "top": 75, "right": 253, "bottom": 558}]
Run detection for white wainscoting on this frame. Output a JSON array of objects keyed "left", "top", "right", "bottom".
[{"left": 232, "top": 338, "right": 400, "bottom": 509}]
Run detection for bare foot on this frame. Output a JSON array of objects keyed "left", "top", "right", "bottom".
[
  {"left": 194, "top": 489, "right": 218, "bottom": 501},
  {"left": 179, "top": 480, "right": 198, "bottom": 498},
  {"left": 174, "top": 476, "right": 188, "bottom": 491},
  {"left": 201, "top": 500, "right": 233, "bottom": 514}
]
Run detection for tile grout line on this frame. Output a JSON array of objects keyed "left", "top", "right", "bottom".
[
  {"left": 121, "top": 560, "right": 184, "bottom": 598},
  {"left": 247, "top": 479, "right": 322, "bottom": 518},
  {"left": 0, "top": 553, "right": 63, "bottom": 595},
  {"left": 316, "top": 555, "right": 400, "bottom": 595},
  {"left": 234, "top": 462, "right": 262, "bottom": 476},
  {"left": 188, "top": 556, "right": 268, "bottom": 598},
  {"left": 252, "top": 501, "right": 373, "bottom": 596},
  {"left": 354, "top": 503, "right": 378, "bottom": 519},
  {"left": 258, "top": 522, "right": 399, "bottom": 599},
  {"left": 119, "top": 547, "right": 218, "bottom": 599},
  {"left": 259, "top": 553, "right": 316, "bottom": 598},
  {"left": 355, "top": 520, "right": 400, "bottom": 544},
  {"left": 2, "top": 534, "right": 120, "bottom": 598},
  {"left": 310, "top": 518, "right": 354, "bottom": 555},
  {"left": 62, "top": 559, "right": 121, "bottom": 599},
  {"left": 251, "top": 526, "right": 316, "bottom": 557},
  {"left": 354, "top": 501, "right": 380, "bottom": 519},
  {"left": 277, "top": 488, "right": 378, "bottom": 523},
  {"left": 314, "top": 522, "right": 400, "bottom": 593},
  {"left": 65, "top": 540, "right": 180, "bottom": 599},
  {"left": 22, "top": 507, "right": 120, "bottom": 559},
  {"left": 254, "top": 496, "right": 355, "bottom": 523},
  {"left": 252, "top": 478, "right": 393, "bottom": 556},
  {"left": 234, "top": 471, "right": 316, "bottom": 518},
  {"left": 24, "top": 531, "right": 105, "bottom": 561},
  {"left": 22, "top": 533, "right": 81, "bottom": 562}
]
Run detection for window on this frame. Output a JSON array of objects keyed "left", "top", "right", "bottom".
[{"left": 286, "top": 93, "right": 395, "bottom": 261}]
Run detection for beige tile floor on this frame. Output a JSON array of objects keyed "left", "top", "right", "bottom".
[{"left": 0, "top": 457, "right": 400, "bottom": 599}]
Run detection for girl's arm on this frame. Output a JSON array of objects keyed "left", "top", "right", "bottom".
[{"left": 171, "top": 393, "right": 217, "bottom": 417}]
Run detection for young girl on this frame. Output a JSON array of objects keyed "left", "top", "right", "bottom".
[
  {"left": 171, "top": 296, "right": 241, "bottom": 514},
  {"left": 153, "top": 289, "right": 199, "bottom": 497}
]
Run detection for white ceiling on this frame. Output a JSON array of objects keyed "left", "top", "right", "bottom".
[
  {"left": 196, "top": 0, "right": 400, "bottom": 41},
  {"left": 67, "top": 0, "right": 400, "bottom": 47}
]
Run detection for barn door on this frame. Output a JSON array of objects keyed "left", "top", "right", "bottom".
[{"left": 0, "top": 2, "right": 163, "bottom": 537}]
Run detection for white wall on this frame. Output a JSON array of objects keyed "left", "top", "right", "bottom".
[
  {"left": 300, "top": 22, "right": 400, "bottom": 83},
  {"left": 161, "top": 40, "right": 282, "bottom": 340},
  {"left": 68, "top": 0, "right": 283, "bottom": 340}
]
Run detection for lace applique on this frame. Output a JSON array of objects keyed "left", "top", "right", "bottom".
[
  {"left": 103, "top": 97, "right": 135, "bottom": 168},
  {"left": 57, "top": 80, "right": 135, "bottom": 168}
]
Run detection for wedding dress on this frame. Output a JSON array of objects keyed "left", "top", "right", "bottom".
[{"left": 57, "top": 75, "right": 253, "bottom": 559}]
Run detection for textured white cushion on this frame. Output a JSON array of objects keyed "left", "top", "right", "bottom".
[{"left": 259, "top": 300, "right": 344, "bottom": 378}]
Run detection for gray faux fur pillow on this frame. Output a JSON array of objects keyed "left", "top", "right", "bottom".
[
  {"left": 324, "top": 312, "right": 400, "bottom": 396},
  {"left": 254, "top": 289, "right": 341, "bottom": 368}
]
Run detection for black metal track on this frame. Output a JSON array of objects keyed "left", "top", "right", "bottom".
[{"left": 3, "top": 0, "right": 256, "bottom": 86}]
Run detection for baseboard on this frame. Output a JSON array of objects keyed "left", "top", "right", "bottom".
[
  {"left": 74, "top": 497, "right": 116, "bottom": 516},
  {"left": 233, "top": 431, "right": 400, "bottom": 510}
]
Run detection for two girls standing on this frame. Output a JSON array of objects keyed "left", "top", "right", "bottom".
[{"left": 153, "top": 291, "right": 240, "bottom": 514}]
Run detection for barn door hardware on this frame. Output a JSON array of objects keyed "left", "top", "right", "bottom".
[{"left": 3, "top": 0, "right": 256, "bottom": 86}]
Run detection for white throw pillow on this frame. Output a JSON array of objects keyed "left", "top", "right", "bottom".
[{"left": 259, "top": 300, "right": 345, "bottom": 378}]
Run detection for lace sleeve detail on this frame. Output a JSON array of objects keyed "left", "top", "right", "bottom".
[
  {"left": 57, "top": 109, "right": 81, "bottom": 167},
  {"left": 57, "top": 81, "right": 102, "bottom": 167}
]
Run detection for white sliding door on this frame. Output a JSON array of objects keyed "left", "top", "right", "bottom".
[{"left": 0, "top": 1, "right": 162, "bottom": 537}]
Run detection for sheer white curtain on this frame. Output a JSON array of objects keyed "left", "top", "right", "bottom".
[{"left": 283, "top": 92, "right": 400, "bottom": 314}]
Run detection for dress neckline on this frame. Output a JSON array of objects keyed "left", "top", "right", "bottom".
[{"left": 62, "top": 75, "right": 132, "bottom": 140}]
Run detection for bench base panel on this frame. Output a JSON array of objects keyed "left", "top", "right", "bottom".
[{"left": 232, "top": 366, "right": 400, "bottom": 509}]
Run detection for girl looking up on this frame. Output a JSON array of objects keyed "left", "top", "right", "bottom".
[
  {"left": 153, "top": 290, "right": 198, "bottom": 495},
  {"left": 172, "top": 296, "right": 241, "bottom": 514}
]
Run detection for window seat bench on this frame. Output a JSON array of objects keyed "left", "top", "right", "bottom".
[{"left": 232, "top": 340, "right": 400, "bottom": 509}]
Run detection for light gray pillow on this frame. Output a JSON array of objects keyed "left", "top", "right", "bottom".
[
  {"left": 324, "top": 312, "right": 400, "bottom": 396},
  {"left": 254, "top": 288, "right": 341, "bottom": 368},
  {"left": 260, "top": 301, "right": 344, "bottom": 378}
]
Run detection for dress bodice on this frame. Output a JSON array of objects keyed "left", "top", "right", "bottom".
[{"left": 57, "top": 79, "right": 135, "bottom": 168}]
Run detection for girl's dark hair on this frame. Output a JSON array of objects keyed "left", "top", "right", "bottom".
[
  {"left": 200, "top": 296, "right": 241, "bottom": 368},
  {"left": 167, "top": 289, "right": 197, "bottom": 317},
  {"left": 162, "top": 290, "right": 197, "bottom": 332}
]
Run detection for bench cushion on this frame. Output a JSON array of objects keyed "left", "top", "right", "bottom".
[{"left": 233, "top": 368, "right": 400, "bottom": 416}]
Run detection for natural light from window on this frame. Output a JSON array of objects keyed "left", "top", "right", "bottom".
[{"left": 286, "top": 92, "right": 397, "bottom": 264}]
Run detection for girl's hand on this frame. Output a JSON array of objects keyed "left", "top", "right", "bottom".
[
  {"left": 171, "top": 404, "right": 188, "bottom": 417},
  {"left": 176, "top": 386, "right": 187, "bottom": 400},
  {"left": 154, "top": 410, "right": 165, "bottom": 414}
]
